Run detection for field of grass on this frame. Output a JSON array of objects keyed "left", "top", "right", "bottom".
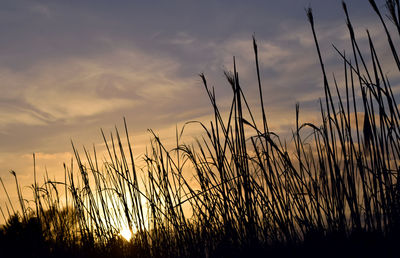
[{"left": 1, "top": 1, "right": 400, "bottom": 257}]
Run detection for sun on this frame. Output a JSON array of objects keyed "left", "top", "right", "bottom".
[{"left": 120, "top": 227, "right": 132, "bottom": 241}]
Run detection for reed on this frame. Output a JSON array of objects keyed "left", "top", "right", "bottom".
[{"left": 1, "top": 1, "right": 400, "bottom": 257}]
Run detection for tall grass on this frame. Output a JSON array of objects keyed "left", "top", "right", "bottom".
[{"left": 1, "top": 1, "right": 400, "bottom": 257}]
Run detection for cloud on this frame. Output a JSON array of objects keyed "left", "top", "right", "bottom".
[
  {"left": 0, "top": 107, "right": 47, "bottom": 129},
  {"left": 0, "top": 46, "right": 198, "bottom": 128}
]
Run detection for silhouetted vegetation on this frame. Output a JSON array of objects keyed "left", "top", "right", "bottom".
[{"left": 1, "top": 1, "right": 400, "bottom": 257}]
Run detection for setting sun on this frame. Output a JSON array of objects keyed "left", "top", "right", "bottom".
[{"left": 120, "top": 227, "right": 133, "bottom": 241}]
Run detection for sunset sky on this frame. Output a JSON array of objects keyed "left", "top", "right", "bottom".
[{"left": 0, "top": 0, "right": 395, "bottom": 222}]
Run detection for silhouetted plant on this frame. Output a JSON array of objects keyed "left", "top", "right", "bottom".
[{"left": 1, "top": 1, "right": 400, "bottom": 257}]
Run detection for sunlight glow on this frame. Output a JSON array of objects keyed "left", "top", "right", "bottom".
[{"left": 120, "top": 227, "right": 132, "bottom": 241}]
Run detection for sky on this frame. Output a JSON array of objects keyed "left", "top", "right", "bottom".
[{"left": 0, "top": 0, "right": 397, "bottom": 222}]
